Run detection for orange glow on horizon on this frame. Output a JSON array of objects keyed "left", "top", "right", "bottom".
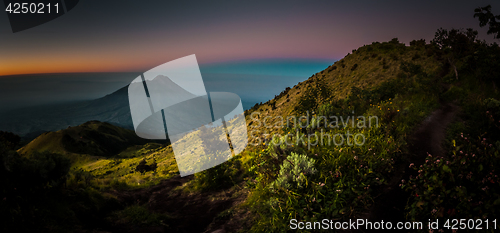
[{"left": 0, "top": 59, "right": 145, "bottom": 76}]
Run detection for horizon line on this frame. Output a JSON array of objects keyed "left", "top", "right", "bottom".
[{"left": 0, "top": 57, "right": 339, "bottom": 77}]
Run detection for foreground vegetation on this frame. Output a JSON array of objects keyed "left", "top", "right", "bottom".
[{"left": 2, "top": 6, "right": 500, "bottom": 232}]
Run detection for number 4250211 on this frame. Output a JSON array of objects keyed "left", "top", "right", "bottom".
[
  {"left": 443, "top": 219, "right": 497, "bottom": 230},
  {"left": 5, "top": 3, "right": 59, "bottom": 14}
]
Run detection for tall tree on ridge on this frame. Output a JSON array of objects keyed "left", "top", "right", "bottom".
[{"left": 474, "top": 5, "right": 500, "bottom": 40}]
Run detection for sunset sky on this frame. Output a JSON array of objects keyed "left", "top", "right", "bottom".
[{"left": 1, "top": 0, "right": 499, "bottom": 76}]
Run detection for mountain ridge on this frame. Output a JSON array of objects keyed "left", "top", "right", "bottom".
[
  {"left": 0, "top": 85, "right": 133, "bottom": 137},
  {"left": 243, "top": 39, "right": 441, "bottom": 141},
  {"left": 18, "top": 120, "right": 148, "bottom": 158}
]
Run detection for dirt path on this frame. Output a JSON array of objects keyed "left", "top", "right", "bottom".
[
  {"left": 106, "top": 175, "right": 245, "bottom": 233},
  {"left": 99, "top": 104, "right": 460, "bottom": 233},
  {"left": 360, "top": 103, "right": 460, "bottom": 232}
]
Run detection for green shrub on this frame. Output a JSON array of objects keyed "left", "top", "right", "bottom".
[
  {"left": 410, "top": 39, "right": 426, "bottom": 47},
  {"left": 484, "top": 98, "right": 500, "bottom": 115},
  {"left": 441, "top": 85, "right": 467, "bottom": 102},
  {"left": 390, "top": 38, "right": 400, "bottom": 44},
  {"left": 192, "top": 155, "right": 243, "bottom": 191},
  {"left": 404, "top": 135, "right": 500, "bottom": 227},
  {"left": 391, "top": 53, "right": 399, "bottom": 61},
  {"left": 382, "top": 59, "right": 389, "bottom": 69},
  {"left": 400, "top": 61, "right": 423, "bottom": 76},
  {"left": 270, "top": 152, "right": 317, "bottom": 191}
]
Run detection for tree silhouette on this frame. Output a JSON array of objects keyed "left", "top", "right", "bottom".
[
  {"left": 432, "top": 28, "right": 478, "bottom": 79},
  {"left": 474, "top": 5, "right": 500, "bottom": 39}
]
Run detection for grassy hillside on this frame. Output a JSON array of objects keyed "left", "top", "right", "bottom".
[
  {"left": 245, "top": 39, "right": 441, "bottom": 142},
  {"left": 3, "top": 31, "right": 500, "bottom": 232},
  {"left": 234, "top": 39, "right": 442, "bottom": 231},
  {"left": 233, "top": 35, "right": 500, "bottom": 232},
  {"left": 78, "top": 143, "right": 178, "bottom": 188},
  {"left": 18, "top": 121, "right": 147, "bottom": 160}
]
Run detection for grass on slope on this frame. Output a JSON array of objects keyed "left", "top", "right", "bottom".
[
  {"left": 18, "top": 121, "right": 148, "bottom": 167},
  {"left": 10, "top": 36, "right": 500, "bottom": 232},
  {"left": 75, "top": 143, "right": 178, "bottom": 189},
  {"left": 235, "top": 37, "right": 500, "bottom": 232},
  {"left": 245, "top": 39, "right": 441, "bottom": 145}
]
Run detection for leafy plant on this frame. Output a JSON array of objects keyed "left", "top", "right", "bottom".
[{"left": 270, "top": 152, "right": 317, "bottom": 191}]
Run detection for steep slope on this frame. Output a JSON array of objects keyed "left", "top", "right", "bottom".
[
  {"left": 244, "top": 39, "right": 441, "bottom": 139},
  {"left": 233, "top": 39, "right": 453, "bottom": 232},
  {"left": 18, "top": 121, "right": 147, "bottom": 158}
]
